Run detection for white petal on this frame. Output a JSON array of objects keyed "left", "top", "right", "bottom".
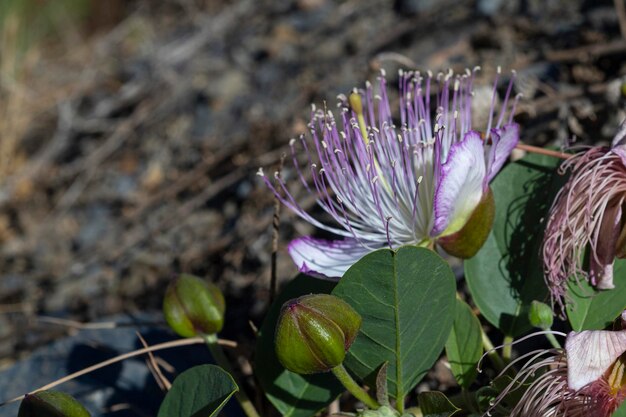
[
  {"left": 288, "top": 237, "right": 376, "bottom": 279},
  {"left": 486, "top": 124, "right": 519, "bottom": 182},
  {"left": 431, "top": 131, "right": 487, "bottom": 237},
  {"left": 565, "top": 329, "right": 626, "bottom": 391}
]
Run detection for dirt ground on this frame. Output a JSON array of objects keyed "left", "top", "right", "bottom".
[{"left": 0, "top": 0, "right": 625, "bottom": 414}]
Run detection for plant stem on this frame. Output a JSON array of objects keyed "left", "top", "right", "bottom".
[
  {"left": 481, "top": 329, "right": 506, "bottom": 372},
  {"left": 502, "top": 336, "right": 514, "bottom": 361},
  {"left": 204, "top": 334, "right": 261, "bottom": 417},
  {"left": 545, "top": 332, "right": 562, "bottom": 349},
  {"left": 331, "top": 364, "right": 380, "bottom": 410},
  {"left": 448, "top": 389, "right": 477, "bottom": 413},
  {"left": 515, "top": 143, "right": 571, "bottom": 160}
]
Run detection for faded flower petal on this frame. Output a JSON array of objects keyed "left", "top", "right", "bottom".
[
  {"left": 590, "top": 201, "right": 622, "bottom": 290},
  {"left": 565, "top": 329, "right": 626, "bottom": 391},
  {"left": 288, "top": 236, "right": 377, "bottom": 279},
  {"left": 487, "top": 323, "right": 626, "bottom": 417}
]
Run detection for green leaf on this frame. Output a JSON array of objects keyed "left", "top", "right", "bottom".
[
  {"left": 418, "top": 391, "right": 460, "bottom": 417},
  {"left": 566, "top": 259, "right": 626, "bottom": 330},
  {"left": 332, "top": 246, "right": 456, "bottom": 401},
  {"left": 445, "top": 299, "right": 482, "bottom": 388},
  {"left": 255, "top": 274, "right": 343, "bottom": 417},
  {"left": 18, "top": 390, "right": 91, "bottom": 417},
  {"left": 157, "top": 364, "right": 237, "bottom": 417},
  {"left": 465, "top": 153, "right": 564, "bottom": 336}
]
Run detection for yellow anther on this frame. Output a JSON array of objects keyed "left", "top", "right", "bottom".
[
  {"left": 349, "top": 91, "right": 369, "bottom": 146},
  {"left": 349, "top": 92, "right": 363, "bottom": 114},
  {"left": 607, "top": 354, "right": 626, "bottom": 396}
]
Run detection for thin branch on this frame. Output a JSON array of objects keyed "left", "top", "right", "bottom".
[
  {"left": 0, "top": 336, "right": 237, "bottom": 407},
  {"left": 0, "top": 303, "right": 31, "bottom": 314},
  {"left": 136, "top": 332, "right": 172, "bottom": 391},
  {"left": 615, "top": 0, "right": 626, "bottom": 40},
  {"left": 270, "top": 154, "right": 286, "bottom": 305},
  {"left": 515, "top": 143, "right": 572, "bottom": 160},
  {"left": 35, "top": 316, "right": 165, "bottom": 330},
  {"left": 36, "top": 316, "right": 118, "bottom": 330}
]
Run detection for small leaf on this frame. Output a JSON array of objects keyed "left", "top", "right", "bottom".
[
  {"left": 375, "top": 362, "right": 390, "bottom": 406},
  {"left": 18, "top": 391, "right": 91, "bottom": 417},
  {"left": 566, "top": 259, "right": 626, "bottom": 330},
  {"left": 255, "top": 275, "right": 343, "bottom": 417},
  {"left": 465, "top": 153, "right": 564, "bottom": 336},
  {"left": 157, "top": 364, "right": 237, "bottom": 417},
  {"left": 418, "top": 391, "right": 459, "bottom": 417},
  {"left": 333, "top": 246, "right": 456, "bottom": 401},
  {"left": 445, "top": 299, "right": 482, "bottom": 388}
]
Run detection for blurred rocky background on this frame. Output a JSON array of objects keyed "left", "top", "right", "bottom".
[{"left": 0, "top": 0, "right": 624, "bottom": 415}]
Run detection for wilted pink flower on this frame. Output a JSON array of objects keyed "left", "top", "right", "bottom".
[
  {"left": 487, "top": 325, "right": 626, "bottom": 417},
  {"left": 542, "top": 122, "right": 626, "bottom": 311},
  {"left": 258, "top": 68, "right": 520, "bottom": 278}
]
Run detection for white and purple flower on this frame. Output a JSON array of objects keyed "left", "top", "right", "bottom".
[{"left": 259, "top": 68, "right": 520, "bottom": 278}]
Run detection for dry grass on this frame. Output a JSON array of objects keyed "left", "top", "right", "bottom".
[{"left": 0, "top": 0, "right": 93, "bottom": 180}]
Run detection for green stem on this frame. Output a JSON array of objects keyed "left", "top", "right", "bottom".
[
  {"left": 481, "top": 329, "right": 506, "bottom": 372},
  {"left": 502, "top": 336, "right": 514, "bottom": 361},
  {"left": 204, "top": 334, "right": 261, "bottom": 417},
  {"left": 462, "top": 388, "right": 477, "bottom": 414},
  {"left": 331, "top": 364, "right": 380, "bottom": 410},
  {"left": 545, "top": 332, "right": 562, "bottom": 349}
]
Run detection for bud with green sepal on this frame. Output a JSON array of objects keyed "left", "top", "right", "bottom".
[
  {"left": 275, "top": 294, "right": 361, "bottom": 374},
  {"left": 528, "top": 300, "right": 561, "bottom": 349},
  {"left": 18, "top": 391, "right": 91, "bottom": 417},
  {"left": 162, "top": 275, "right": 260, "bottom": 417},
  {"left": 437, "top": 187, "right": 495, "bottom": 259},
  {"left": 529, "top": 300, "right": 553, "bottom": 330},
  {"left": 275, "top": 294, "right": 380, "bottom": 409},
  {"left": 163, "top": 273, "right": 225, "bottom": 337}
]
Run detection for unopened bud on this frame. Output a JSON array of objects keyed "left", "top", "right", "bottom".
[
  {"left": 529, "top": 300, "right": 553, "bottom": 330},
  {"left": 275, "top": 294, "right": 361, "bottom": 374},
  {"left": 163, "top": 274, "right": 225, "bottom": 337},
  {"left": 18, "top": 391, "right": 91, "bottom": 417},
  {"left": 438, "top": 187, "right": 495, "bottom": 259}
]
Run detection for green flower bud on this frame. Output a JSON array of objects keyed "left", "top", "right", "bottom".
[
  {"left": 358, "top": 405, "right": 402, "bottom": 417},
  {"left": 529, "top": 300, "right": 553, "bottom": 330},
  {"left": 18, "top": 391, "right": 91, "bottom": 417},
  {"left": 163, "top": 274, "right": 225, "bottom": 337},
  {"left": 437, "top": 187, "right": 495, "bottom": 259},
  {"left": 275, "top": 294, "right": 361, "bottom": 374}
]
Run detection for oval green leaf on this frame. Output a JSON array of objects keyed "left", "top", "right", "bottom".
[
  {"left": 332, "top": 246, "right": 456, "bottom": 402},
  {"left": 465, "top": 153, "right": 564, "bottom": 336},
  {"left": 566, "top": 259, "right": 626, "bottom": 330},
  {"left": 445, "top": 299, "right": 482, "bottom": 388},
  {"left": 255, "top": 274, "right": 343, "bottom": 417},
  {"left": 418, "top": 391, "right": 460, "bottom": 417},
  {"left": 157, "top": 364, "right": 238, "bottom": 417},
  {"left": 18, "top": 391, "right": 91, "bottom": 417}
]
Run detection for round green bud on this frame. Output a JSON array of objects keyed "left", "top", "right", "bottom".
[
  {"left": 529, "top": 300, "right": 553, "bottom": 330},
  {"left": 275, "top": 294, "right": 361, "bottom": 374},
  {"left": 163, "top": 274, "right": 225, "bottom": 337},
  {"left": 18, "top": 391, "right": 91, "bottom": 417},
  {"left": 437, "top": 187, "right": 495, "bottom": 259},
  {"left": 359, "top": 405, "right": 401, "bottom": 417}
]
